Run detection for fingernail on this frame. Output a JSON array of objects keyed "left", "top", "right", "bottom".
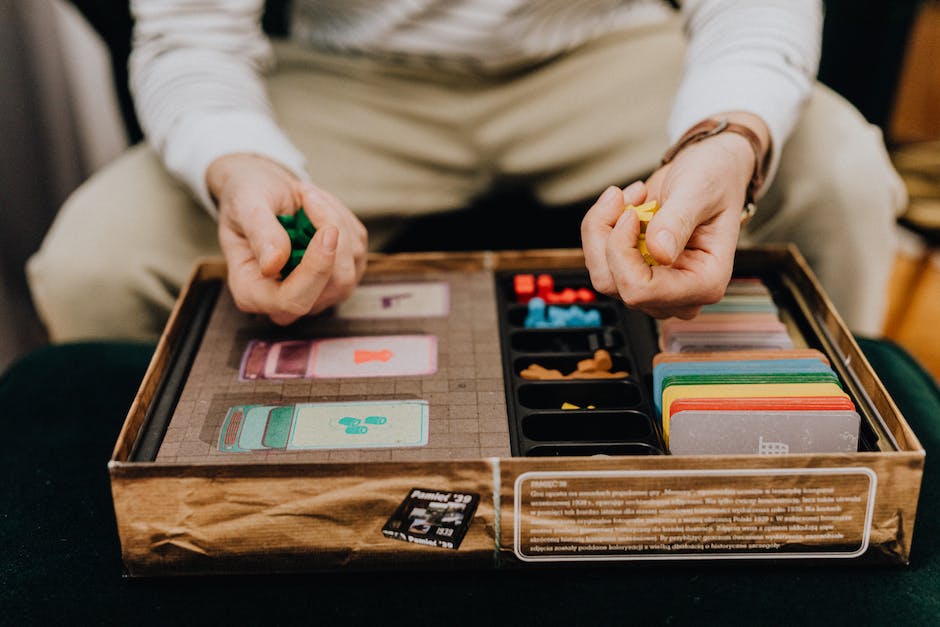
[
  {"left": 600, "top": 186, "right": 620, "bottom": 203},
  {"left": 655, "top": 230, "right": 677, "bottom": 263},
  {"left": 322, "top": 226, "right": 339, "bottom": 252},
  {"left": 623, "top": 181, "right": 644, "bottom": 196}
]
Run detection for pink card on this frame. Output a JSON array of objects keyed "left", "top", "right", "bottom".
[
  {"left": 310, "top": 335, "right": 438, "bottom": 378},
  {"left": 334, "top": 281, "right": 450, "bottom": 319}
]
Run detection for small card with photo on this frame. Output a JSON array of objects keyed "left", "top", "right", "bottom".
[
  {"left": 335, "top": 281, "right": 450, "bottom": 319},
  {"left": 382, "top": 487, "right": 480, "bottom": 550}
]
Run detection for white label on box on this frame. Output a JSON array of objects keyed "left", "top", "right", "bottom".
[{"left": 513, "top": 468, "right": 876, "bottom": 561}]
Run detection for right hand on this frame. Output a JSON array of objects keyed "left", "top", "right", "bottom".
[{"left": 207, "top": 153, "right": 368, "bottom": 326}]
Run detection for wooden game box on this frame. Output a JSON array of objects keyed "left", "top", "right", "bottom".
[{"left": 108, "top": 246, "right": 925, "bottom": 576}]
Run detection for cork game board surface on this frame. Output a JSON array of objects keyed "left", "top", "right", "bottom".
[{"left": 155, "top": 270, "right": 512, "bottom": 463}]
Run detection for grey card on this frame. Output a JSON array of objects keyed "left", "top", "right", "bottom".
[{"left": 669, "top": 410, "right": 860, "bottom": 456}]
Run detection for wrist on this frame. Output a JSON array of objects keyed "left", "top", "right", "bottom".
[
  {"left": 719, "top": 111, "right": 771, "bottom": 165},
  {"left": 710, "top": 132, "right": 758, "bottom": 191},
  {"left": 662, "top": 113, "right": 772, "bottom": 207},
  {"left": 206, "top": 153, "right": 299, "bottom": 205}
]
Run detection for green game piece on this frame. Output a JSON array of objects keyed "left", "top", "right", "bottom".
[
  {"left": 280, "top": 249, "right": 305, "bottom": 278},
  {"left": 364, "top": 416, "right": 387, "bottom": 425},
  {"left": 292, "top": 229, "right": 312, "bottom": 250},
  {"left": 338, "top": 416, "right": 361, "bottom": 426},
  {"left": 278, "top": 207, "right": 317, "bottom": 278},
  {"left": 295, "top": 207, "right": 316, "bottom": 238}
]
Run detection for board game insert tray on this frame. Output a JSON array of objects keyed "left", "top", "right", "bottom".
[{"left": 109, "top": 247, "right": 924, "bottom": 575}]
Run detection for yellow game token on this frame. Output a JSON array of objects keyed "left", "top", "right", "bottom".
[
  {"left": 637, "top": 238, "right": 656, "bottom": 266},
  {"left": 629, "top": 200, "right": 660, "bottom": 231},
  {"left": 624, "top": 200, "right": 660, "bottom": 265}
]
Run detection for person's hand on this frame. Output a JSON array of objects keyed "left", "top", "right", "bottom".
[
  {"left": 582, "top": 119, "right": 765, "bottom": 320},
  {"left": 207, "top": 153, "right": 367, "bottom": 325}
]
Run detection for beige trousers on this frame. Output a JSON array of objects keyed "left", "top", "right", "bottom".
[{"left": 27, "top": 20, "right": 906, "bottom": 341}]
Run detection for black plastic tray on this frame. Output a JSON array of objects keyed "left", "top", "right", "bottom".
[{"left": 495, "top": 270, "right": 664, "bottom": 456}]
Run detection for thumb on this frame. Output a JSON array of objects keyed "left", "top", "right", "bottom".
[
  {"left": 237, "top": 196, "right": 293, "bottom": 277},
  {"left": 644, "top": 186, "right": 709, "bottom": 266}
]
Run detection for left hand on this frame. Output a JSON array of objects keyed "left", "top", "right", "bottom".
[
  {"left": 581, "top": 116, "right": 766, "bottom": 319},
  {"left": 210, "top": 154, "right": 368, "bottom": 326}
]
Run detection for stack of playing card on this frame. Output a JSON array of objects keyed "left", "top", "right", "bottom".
[
  {"left": 655, "top": 279, "right": 860, "bottom": 455},
  {"left": 658, "top": 279, "right": 792, "bottom": 352}
]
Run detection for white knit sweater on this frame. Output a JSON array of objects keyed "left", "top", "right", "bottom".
[{"left": 129, "top": 0, "right": 822, "bottom": 211}]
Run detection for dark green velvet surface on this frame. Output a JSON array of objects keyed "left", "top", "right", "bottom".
[{"left": 1, "top": 340, "right": 937, "bottom": 625}]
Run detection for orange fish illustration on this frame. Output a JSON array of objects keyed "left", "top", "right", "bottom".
[{"left": 354, "top": 349, "right": 394, "bottom": 364}]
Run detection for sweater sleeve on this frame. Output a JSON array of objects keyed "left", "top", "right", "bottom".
[
  {"left": 129, "top": 0, "right": 309, "bottom": 214},
  {"left": 671, "top": 0, "right": 823, "bottom": 194}
]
